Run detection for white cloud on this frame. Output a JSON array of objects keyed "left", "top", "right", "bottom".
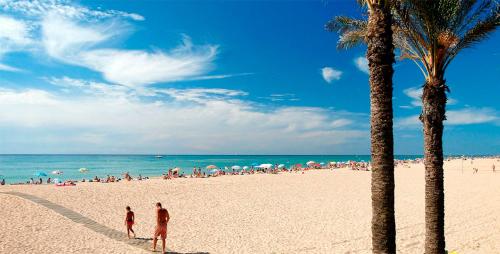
[
  {"left": 0, "top": 15, "right": 33, "bottom": 71},
  {"left": 395, "top": 115, "right": 420, "bottom": 128},
  {"left": 157, "top": 88, "right": 248, "bottom": 103},
  {"left": 354, "top": 56, "right": 369, "bottom": 74},
  {"left": 41, "top": 13, "right": 113, "bottom": 59},
  {"left": 0, "top": 63, "right": 22, "bottom": 72},
  {"left": 321, "top": 67, "right": 342, "bottom": 83},
  {"left": 395, "top": 107, "right": 498, "bottom": 128},
  {"left": 2, "top": 2, "right": 225, "bottom": 86},
  {"left": 40, "top": 14, "right": 218, "bottom": 86},
  {"left": 0, "top": 0, "right": 144, "bottom": 21},
  {"left": 401, "top": 86, "right": 458, "bottom": 109},
  {"left": 446, "top": 108, "right": 497, "bottom": 125},
  {"left": 259, "top": 94, "right": 299, "bottom": 102},
  {"left": 447, "top": 98, "right": 458, "bottom": 105},
  {"left": 187, "top": 72, "right": 254, "bottom": 81},
  {"left": 47, "top": 76, "right": 133, "bottom": 97},
  {"left": 403, "top": 87, "right": 423, "bottom": 107},
  {"left": 0, "top": 85, "right": 367, "bottom": 154},
  {"left": 0, "top": 15, "right": 32, "bottom": 46}
]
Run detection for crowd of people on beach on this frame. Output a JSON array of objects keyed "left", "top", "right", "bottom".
[{"left": 2, "top": 157, "right": 498, "bottom": 186}]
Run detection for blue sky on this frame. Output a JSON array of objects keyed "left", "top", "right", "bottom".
[{"left": 0, "top": 0, "right": 498, "bottom": 154}]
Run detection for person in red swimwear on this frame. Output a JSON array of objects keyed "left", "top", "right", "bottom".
[
  {"left": 124, "top": 206, "right": 135, "bottom": 239},
  {"left": 153, "top": 202, "right": 170, "bottom": 254}
]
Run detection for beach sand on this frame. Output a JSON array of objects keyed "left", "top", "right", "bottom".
[{"left": 1, "top": 158, "right": 499, "bottom": 253}]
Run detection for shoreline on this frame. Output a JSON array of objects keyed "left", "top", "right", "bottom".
[{"left": 3, "top": 155, "right": 497, "bottom": 186}]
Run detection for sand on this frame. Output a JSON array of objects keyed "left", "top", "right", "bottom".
[{"left": 1, "top": 158, "right": 499, "bottom": 253}]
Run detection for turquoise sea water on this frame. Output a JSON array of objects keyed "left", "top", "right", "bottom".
[{"left": 0, "top": 155, "right": 422, "bottom": 183}]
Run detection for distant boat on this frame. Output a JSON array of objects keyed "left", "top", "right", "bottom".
[{"left": 155, "top": 155, "right": 163, "bottom": 158}]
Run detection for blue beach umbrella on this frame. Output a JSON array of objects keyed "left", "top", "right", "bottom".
[{"left": 34, "top": 171, "right": 48, "bottom": 177}]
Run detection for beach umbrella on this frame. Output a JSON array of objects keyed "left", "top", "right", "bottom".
[
  {"left": 320, "top": 162, "right": 325, "bottom": 165},
  {"left": 79, "top": 168, "right": 89, "bottom": 173},
  {"left": 206, "top": 165, "right": 217, "bottom": 170},
  {"left": 34, "top": 171, "right": 48, "bottom": 177},
  {"left": 210, "top": 169, "right": 218, "bottom": 174},
  {"left": 251, "top": 163, "right": 259, "bottom": 167},
  {"left": 277, "top": 164, "right": 285, "bottom": 168},
  {"left": 258, "top": 164, "right": 273, "bottom": 169},
  {"left": 306, "top": 161, "right": 316, "bottom": 165},
  {"left": 243, "top": 166, "right": 249, "bottom": 170},
  {"left": 295, "top": 164, "right": 302, "bottom": 169},
  {"left": 231, "top": 166, "right": 241, "bottom": 170},
  {"left": 51, "top": 170, "right": 63, "bottom": 175},
  {"left": 224, "top": 166, "right": 229, "bottom": 171}
]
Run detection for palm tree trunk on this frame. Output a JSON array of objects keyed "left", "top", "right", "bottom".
[
  {"left": 366, "top": 3, "right": 396, "bottom": 253},
  {"left": 420, "top": 79, "right": 447, "bottom": 254}
]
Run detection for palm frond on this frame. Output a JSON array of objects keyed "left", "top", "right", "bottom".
[
  {"left": 445, "top": 6, "right": 500, "bottom": 69},
  {"left": 338, "top": 30, "right": 367, "bottom": 49},
  {"left": 325, "top": 16, "right": 367, "bottom": 33},
  {"left": 325, "top": 16, "right": 367, "bottom": 49}
]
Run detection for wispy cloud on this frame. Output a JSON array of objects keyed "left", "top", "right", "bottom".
[
  {"left": 185, "top": 72, "right": 254, "bottom": 81},
  {"left": 403, "top": 87, "right": 423, "bottom": 107},
  {"left": 157, "top": 88, "right": 248, "bottom": 103},
  {"left": 400, "top": 86, "right": 458, "bottom": 109},
  {"left": 395, "top": 107, "right": 498, "bottom": 128},
  {"left": 259, "top": 94, "right": 300, "bottom": 102},
  {"left": 0, "top": 1, "right": 246, "bottom": 86},
  {"left": 446, "top": 108, "right": 498, "bottom": 125},
  {"left": 0, "top": 84, "right": 367, "bottom": 154},
  {"left": 321, "top": 67, "right": 342, "bottom": 83},
  {"left": 41, "top": 14, "right": 218, "bottom": 87},
  {"left": 354, "top": 56, "right": 369, "bottom": 74},
  {"left": 0, "top": 63, "right": 23, "bottom": 72},
  {"left": 0, "top": 0, "right": 144, "bottom": 21},
  {"left": 0, "top": 15, "right": 33, "bottom": 71}
]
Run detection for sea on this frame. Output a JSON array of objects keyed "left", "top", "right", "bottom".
[{"left": 0, "top": 155, "right": 422, "bottom": 183}]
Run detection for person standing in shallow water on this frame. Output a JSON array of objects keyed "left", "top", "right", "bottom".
[
  {"left": 124, "top": 206, "right": 135, "bottom": 239},
  {"left": 153, "top": 202, "right": 170, "bottom": 254}
]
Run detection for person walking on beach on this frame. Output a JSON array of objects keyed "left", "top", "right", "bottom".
[
  {"left": 125, "top": 206, "right": 136, "bottom": 239},
  {"left": 153, "top": 202, "right": 170, "bottom": 254}
]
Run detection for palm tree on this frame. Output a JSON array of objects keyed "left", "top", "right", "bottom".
[
  {"left": 394, "top": 1, "right": 499, "bottom": 253},
  {"left": 328, "top": 1, "right": 500, "bottom": 253},
  {"left": 327, "top": 1, "right": 397, "bottom": 253}
]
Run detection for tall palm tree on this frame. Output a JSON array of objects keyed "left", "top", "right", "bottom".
[
  {"left": 394, "top": 1, "right": 499, "bottom": 253},
  {"left": 328, "top": 1, "right": 500, "bottom": 253},
  {"left": 327, "top": 1, "right": 397, "bottom": 253}
]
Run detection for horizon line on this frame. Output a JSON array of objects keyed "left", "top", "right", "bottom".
[{"left": 0, "top": 154, "right": 495, "bottom": 156}]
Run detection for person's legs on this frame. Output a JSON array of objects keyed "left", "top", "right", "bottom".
[
  {"left": 153, "top": 230, "right": 159, "bottom": 251},
  {"left": 161, "top": 238, "right": 166, "bottom": 254},
  {"left": 160, "top": 228, "right": 167, "bottom": 253},
  {"left": 128, "top": 225, "right": 135, "bottom": 238}
]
